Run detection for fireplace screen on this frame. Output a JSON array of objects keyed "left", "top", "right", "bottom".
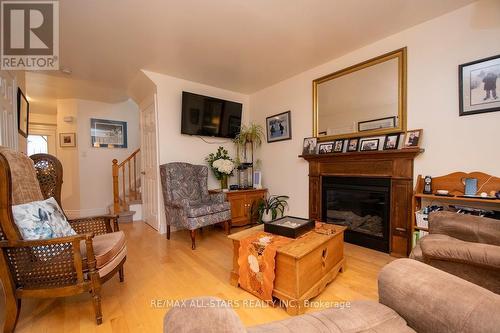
[{"left": 322, "top": 177, "right": 390, "bottom": 252}]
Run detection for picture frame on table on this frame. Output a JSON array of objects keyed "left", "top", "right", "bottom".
[
  {"left": 333, "top": 140, "right": 344, "bottom": 153},
  {"left": 266, "top": 110, "right": 292, "bottom": 143},
  {"left": 347, "top": 138, "right": 359, "bottom": 152},
  {"left": 459, "top": 54, "right": 500, "bottom": 116},
  {"left": 359, "top": 138, "right": 379, "bottom": 151},
  {"left": 318, "top": 142, "right": 333, "bottom": 154},
  {"left": 402, "top": 129, "right": 422, "bottom": 148},
  {"left": 383, "top": 134, "right": 400, "bottom": 150},
  {"left": 59, "top": 133, "right": 76, "bottom": 148},
  {"left": 302, "top": 137, "right": 317, "bottom": 155}
]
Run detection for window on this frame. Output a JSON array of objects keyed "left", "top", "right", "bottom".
[{"left": 27, "top": 135, "right": 48, "bottom": 156}]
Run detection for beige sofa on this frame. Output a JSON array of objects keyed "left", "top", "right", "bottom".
[
  {"left": 163, "top": 259, "right": 500, "bottom": 333},
  {"left": 410, "top": 211, "right": 500, "bottom": 294}
]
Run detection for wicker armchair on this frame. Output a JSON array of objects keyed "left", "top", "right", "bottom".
[{"left": 0, "top": 148, "right": 126, "bottom": 332}]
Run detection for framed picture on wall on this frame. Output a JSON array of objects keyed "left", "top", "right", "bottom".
[
  {"left": 459, "top": 54, "right": 500, "bottom": 116},
  {"left": 17, "top": 88, "right": 29, "bottom": 138},
  {"left": 59, "top": 133, "right": 76, "bottom": 147},
  {"left": 266, "top": 111, "right": 292, "bottom": 143},
  {"left": 91, "top": 118, "right": 128, "bottom": 148}
]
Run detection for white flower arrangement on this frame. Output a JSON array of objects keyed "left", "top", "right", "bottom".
[{"left": 212, "top": 158, "right": 235, "bottom": 175}]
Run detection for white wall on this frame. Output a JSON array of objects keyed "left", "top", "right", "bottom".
[
  {"left": 143, "top": 71, "right": 250, "bottom": 188},
  {"left": 143, "top": 71, "right": 249, "bottom": 232},
  {"left": 56, "top": 99, "right": 140, "bottom": 218},
  {"left": 249, "top": 1, "right": 500, "bottom": 218},
  {"left": 77, "top": 99, "right": 140, "bottom": 216}
]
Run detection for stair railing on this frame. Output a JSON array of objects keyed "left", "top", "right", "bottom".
[{"left": 112, "top": 148, "right": 140, "bottom": 214}]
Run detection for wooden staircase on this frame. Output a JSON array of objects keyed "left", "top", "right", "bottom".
[{"left": 112, "top": 149, "right": 141, "bottom": 222}]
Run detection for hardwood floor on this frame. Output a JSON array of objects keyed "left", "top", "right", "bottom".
[{"left": 1, "top": 222, "right": 393, "bottom": 332}]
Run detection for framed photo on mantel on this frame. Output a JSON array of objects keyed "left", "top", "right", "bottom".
[{"left": 459, "top": 54, "right": 500, "bottom": 116}]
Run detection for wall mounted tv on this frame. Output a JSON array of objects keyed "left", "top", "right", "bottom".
[{"left": 181, "top": 91, "right": 242, "bottom": 138}]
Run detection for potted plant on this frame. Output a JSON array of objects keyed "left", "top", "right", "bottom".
[
  {"left": 205, "top": 146, "right": 235, "bottom": 191},
  {"left": 255, "top": 195, "right": 289, "bottom": 222},
  {"left": 233, "top": 123, "right": 264, "bottom": 188}
]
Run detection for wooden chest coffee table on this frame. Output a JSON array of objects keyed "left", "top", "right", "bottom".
[{"left": 228, "top": 224, "right": 346, "bottom": 315}]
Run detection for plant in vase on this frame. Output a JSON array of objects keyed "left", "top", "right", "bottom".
[
  {"left": 233, "top": 123, "right": 264, "bottom": 188},
  {"left": 255, "top": 195, "right": 289, "bottom": 223},
  {"left": 205, "top": 146, "right": 235, "bottom": 191}
]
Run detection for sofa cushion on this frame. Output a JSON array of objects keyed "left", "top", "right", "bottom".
[
  {"left": 80, "top": 231, "right": 126, "bottom": 268},
  {"left": 12, "top": 197, "right": 76, "bottom": 240},
  {"left": 186, "top": 202, "right": 230, "bottom": 218},
  {"left": 247, "top": 301, "right": 414, "bottom": 333},
  {"left": 420, "top": 234, "right": 500, "bottom": 269}
]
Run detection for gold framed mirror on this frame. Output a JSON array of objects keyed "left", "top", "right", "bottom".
[{"left": 313, "top": 48, "right": 407, "bottom": 140}]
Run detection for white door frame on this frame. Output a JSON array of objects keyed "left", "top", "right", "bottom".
[
  {"left": 0, "top": 71, "right": 19, "bottom": 150},
  {"left": 28, "top": 123, "right": 57, "bottom": 155},
  {"left": 139, "top": 93, "right": 161, "bottom": 231}
]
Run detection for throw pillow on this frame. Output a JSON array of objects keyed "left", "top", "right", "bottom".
[{"left": 12, "top": 197, "right": 76, "bottom": 240}]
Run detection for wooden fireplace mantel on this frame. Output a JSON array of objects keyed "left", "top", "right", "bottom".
[{"left": 300, "top": 148, "right": 424, "bottom": 257}]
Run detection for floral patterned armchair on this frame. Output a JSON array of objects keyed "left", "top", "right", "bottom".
[{"left": 160, "top": 162, "right": 231, "bottom": 249}]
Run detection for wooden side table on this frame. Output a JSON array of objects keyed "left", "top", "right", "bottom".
[
  {"left": 210, "top": 188, "right": 267, "bottom": 227},
  {"left": 228, "top": 224, "right": 346, "bottom": 315}
]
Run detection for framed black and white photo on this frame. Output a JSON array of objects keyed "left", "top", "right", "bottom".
[
  {"left": 358, "top": 116, "right": 396, "bottom": 132},
  {"left": 459, "top": 54, "right": 500, "bottom": 116},
  {"left": 403, "top": 129, "right": 422, "bottom": 148},
  {"left": 17, "top": 88, "right": 29, "bottom": 138},
  {"left": 59, "top": 133, "right": 76, "bottom": 147},
  {"left": 91, "top": 118, "right": 128, "bottom": 148},
  {"left": 347, "top": 138, "right": 359, "bottom": 152},
  {"left": 266, "top": 111, "right": 292, "bottom": 143},
  {"left": 302, "top": 137, "right": 317, "bottom": 155},
  {"left": 333, "top": 140, "right": 344, "bottom": 153},
  {"left": 318, "top": 142, "right": 333, "bottom": 154},
  {"left": 360, "top": 138, "right": 379, "bottom": 151},
  {"left": 383, "top": 134, "right": 400, "bottom": 150}
]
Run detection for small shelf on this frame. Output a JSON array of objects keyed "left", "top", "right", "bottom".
[
  {"left": 415, "top": 193, "right": 500, "bottom": 205},
  {"left": 412, "top": 172, "right": 500, "bottom": 249}
]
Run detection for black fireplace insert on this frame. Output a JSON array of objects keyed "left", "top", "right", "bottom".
[{"left": 322, "top": 176, "right": 390, "bottom": 252}]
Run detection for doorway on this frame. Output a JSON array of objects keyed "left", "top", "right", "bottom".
[{"left": 140, "top": 95, "right": 160, "bottom": 231}]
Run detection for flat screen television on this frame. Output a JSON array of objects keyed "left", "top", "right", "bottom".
[{"left": 181, "top": 91, "right": 242, "bottom": 138}]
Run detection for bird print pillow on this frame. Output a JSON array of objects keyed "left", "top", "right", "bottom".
[{"left": 12, "top": 197, "right": 76, "bottom": 240}]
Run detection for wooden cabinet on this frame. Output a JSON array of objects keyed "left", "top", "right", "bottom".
[{"left": 211, "top": 189, "right": 267, "bottom": 227}]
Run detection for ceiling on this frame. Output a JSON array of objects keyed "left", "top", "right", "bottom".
[{"left": 27, "top": 0, "right": 476, "bottom": 110}]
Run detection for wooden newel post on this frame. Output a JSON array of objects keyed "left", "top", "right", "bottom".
[{"left": 112, "top": 159, "right": 120, "bottom": 215}]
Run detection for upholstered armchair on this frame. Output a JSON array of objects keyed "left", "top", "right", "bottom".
[
  {"left": 0, "top": 148, "right": 126, "bottom": 332},
  {"left": 410, "top": 211, "right": 500, "bottom": 294},
  {"left": 160, "top": 162, "right": 231, "bottom": 249}
]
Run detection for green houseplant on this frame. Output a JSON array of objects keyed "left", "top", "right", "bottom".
[
  {"left": 233, "top": 124, "right": 264, "bottom": 164},
  {"left": 255, "top": 195, "right": 289, "bottom": 223}
]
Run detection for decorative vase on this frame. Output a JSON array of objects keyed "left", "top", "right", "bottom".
[
  {"left": 262, "top": 210, "right": 273, "bottom": 222},
  {"left": 220, "top": 175, "right": 228, "bottom": 191}
]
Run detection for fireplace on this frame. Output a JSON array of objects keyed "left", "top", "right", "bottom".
[
  {"left": 322, "top": 177, "right": 390, "bottom": 252},
  {"left": 300, "top": 148, "right": 423, "bottom": 257}
]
